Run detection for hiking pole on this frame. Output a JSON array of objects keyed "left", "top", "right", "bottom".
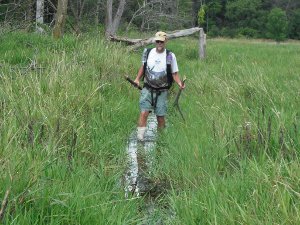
[
  {"left": 125, "top": 75, "right": 142, "bottom": 90},
  {"left": 173, "top": 77, "right": 186, "bottom": 121}
]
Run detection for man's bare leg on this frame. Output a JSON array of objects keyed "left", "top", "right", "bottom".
[
  {"left": 157, "top": 116, "right": 165, "bottom": 129},
  {"left": 138, "top": 111, "right": 150, "bottom": 127},
  {"left": 137, "top": 111, "right": 150, "bottom": 141}
]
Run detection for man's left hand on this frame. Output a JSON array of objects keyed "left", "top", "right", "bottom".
[{"left": 179, "top": 81, "right": 185, "bottom": 90}]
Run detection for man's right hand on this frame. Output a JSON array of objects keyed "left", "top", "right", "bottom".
[{"left": 134, "top": 79, "right": 140, "bottom": 87}]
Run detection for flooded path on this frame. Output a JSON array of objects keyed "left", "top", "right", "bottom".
[
  {"left": 125, "top": 113, "right": 157, "bottom": 197},
  {"left": 124, "top": 113, "right": 175, "bottom": 223}
]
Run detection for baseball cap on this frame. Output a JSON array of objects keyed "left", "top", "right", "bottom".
[{"left": 154, "top": 31, "right": 167, "bottom": 42}]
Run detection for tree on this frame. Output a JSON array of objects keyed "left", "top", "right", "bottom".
[
  {"left": 25, "top": 0, "right": 35, "bottom": 29},
  {"left": 198, "top": 4, "right": 206, "bottom": 27},
  {"left": 192, "top": 0, "right": 201, "bottom": 26},
  {"left": 95, "top": 0, "right": 102, "bottom": 25},
  {"left": 36, "top": 0, "right": 44, "bottom": 33},
  {"left": 125, "top": 0, "right": 179, "bottom": 31},
  {"left": 266, "top": 7, "right": 288, "bottom": 42},
  {"left": 225, "top": 0, "right": 262, "bottom": 30},
  {"left": 69, "top": 0, "right": 86, "bottom": 33},
  {"left": 105, "top": 0, "right": 126, "bottom": 37},
  {"left": 53, "top": 0, "right": 69, "bottom": 39}
]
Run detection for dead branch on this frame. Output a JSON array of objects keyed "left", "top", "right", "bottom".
[
  {"left": 125, "top": 0, "right": 163, "bottom": 32},
  {"left": 109, "top": 27, "right": 202, "bottom": 51}
]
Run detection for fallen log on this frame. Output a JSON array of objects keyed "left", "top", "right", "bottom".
[
  {"left": 109, "top": 36, "right": 142, "bottom": 45},
  {"left": 110, "top": 27, "right": 202, "bottom": 51}
]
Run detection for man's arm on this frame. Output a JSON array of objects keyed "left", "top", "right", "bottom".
[
  {"left": 172, "top": 72, "right": 185, "bottom": 89},
  {"left": 134, "top": 65, "right": 144, "bottom": 86}
]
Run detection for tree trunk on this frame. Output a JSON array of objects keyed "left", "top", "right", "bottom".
[
  {"left": 106, "top": 0, "right": 113, "bottom": 36},
  {"left": 95, "top": 0, "right": 102, "bottom": 25},
  {"left": 25, "top": 0, "right": 34, "bottom": 29},
  {"left": 53, "top": 0, "right": 69, "bottom": 39},
  {"left": 36, "top": 0, "right": 44, "bottom": 33},
  {"left": 70, "top": 0, "right": 86, "bottom": 34},
  {"left": 105, "top": 0, "right": 126, "bottom": 37}
]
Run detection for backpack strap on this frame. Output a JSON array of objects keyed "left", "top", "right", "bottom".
[
  {"left": 143, "top": 48, "right": 152, "bottom": 78},
  {"left": 166, "top": 49, "right": 173, "bottom": 89}
]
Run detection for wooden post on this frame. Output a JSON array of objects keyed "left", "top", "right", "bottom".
[{"left": 199, "top": 28, "right": 206, "bottom": 59}]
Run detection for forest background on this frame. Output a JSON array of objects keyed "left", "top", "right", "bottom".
[{"left": 0, "top": 0, "right": 300, "bottom": 41}]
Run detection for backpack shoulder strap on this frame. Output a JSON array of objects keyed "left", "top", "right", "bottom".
[
  {"left": 143, "top": 48, "right": 153, "bottom": 77},
  {"left": 146, "top": 48, "right": 152, "bottom": 58},
  {"left": 166, "top": 49, "right": 172, "bottom": 64},
  {"left": 166, "top": 49, "right": 173, "bottom": 88},
  {"left": 144, "top": 48, "right": 152, "bottom": 65}
]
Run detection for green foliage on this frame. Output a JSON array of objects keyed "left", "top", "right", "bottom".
[
  {"left": 220, "top": 27, "right": 237, "bottom": 38},
  {"left": 198, "top": 5, "right": 206, "bottom": 26},
  {"left": 208, "top": 25, "right": 220, "bottom": 37},
  {"left": 1, "top": 0, "right": 300, "bottom": 40},
  {"left": 207, "top": 1, "right": 222, "bottom": 18},
  {"left": 206, "top": 0, "right": 223, "bottom": 30},
  {"left": 237, "top": 27, "right": 258, "bottom": 38},
  {"left": 289, "top": 9, "right": 300, "bottom": 39},
  {"left": 267, "top": 8, "right": 289, "bottom": 42},
  {"left": 226, "top": 0, "right": 263, "bottom": 30}
]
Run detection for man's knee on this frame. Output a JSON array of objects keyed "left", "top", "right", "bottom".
[
  {"left": 141, "top": 111, "right": 150, "bottom": 118},
  {"left": 157, "top": 116, "right": 165, "bottom": 128},
  {"left": 138, "top": 111, "right": 150, "bottom": 127},
  {"left": 157, "top": 115, "right": 164, "bottom": 121}
]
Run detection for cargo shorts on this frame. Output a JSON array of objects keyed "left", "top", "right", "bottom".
[{"left": 139, "top": 87, "right": 168, "bottom": 116}]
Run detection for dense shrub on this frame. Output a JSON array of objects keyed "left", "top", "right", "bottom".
[{"left": 237, "top": 27, "right": 259, "bottom": 38}]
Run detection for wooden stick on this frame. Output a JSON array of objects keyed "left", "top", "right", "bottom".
[
  {"left": 173, "top": 77, "right": 186, "bottom": 121},
  {"left": 125, "top": 76, "right": 142, "bottom": 90},
  {"left": 0, "top": 189, "right": 10, "bottom": 222}
]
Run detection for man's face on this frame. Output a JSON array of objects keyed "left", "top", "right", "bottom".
[{"left": 155, "top": 40, "right": 166, "bottom": 52}]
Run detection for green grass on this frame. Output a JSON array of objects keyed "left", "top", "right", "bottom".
[{"left": 0, "top": 31, "right": 300, "bottom": 224}]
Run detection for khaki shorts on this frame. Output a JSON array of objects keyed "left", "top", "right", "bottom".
[{"left": 139, "top": 88, "right": 168, "bottom": 116}]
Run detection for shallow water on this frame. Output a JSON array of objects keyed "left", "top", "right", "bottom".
[
  {"left": 124, "top": 113, "right": 157, "bottom": 197},
  {"left": 124, "top": 114, "right": 176, "bottom": 223}
]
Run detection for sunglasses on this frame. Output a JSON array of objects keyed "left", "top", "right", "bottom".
[{"left": 155, "top": 40, "right": 165, "bottom": 44}]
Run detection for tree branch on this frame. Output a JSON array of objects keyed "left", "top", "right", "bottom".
[{"left": 110, "top": 27, "right": 202, "bottom": 50}]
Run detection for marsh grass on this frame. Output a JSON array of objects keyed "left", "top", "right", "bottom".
[
  {"left": 0, "top": 32, "right": 142, "bottom": 224},
  {"left": 0, "top": 32, "right": 300, "bottom": 224},
  {"left": 161, "top": 38, "right": 300, "bottom": 224}
]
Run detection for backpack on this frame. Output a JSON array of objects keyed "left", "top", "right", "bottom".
[{"left": 143, "top": 48, "right": 173, "bottom": 90}]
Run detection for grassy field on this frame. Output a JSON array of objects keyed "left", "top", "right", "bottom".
[{"left": 0, "top": 31, "right": 300, "bottom": 224}]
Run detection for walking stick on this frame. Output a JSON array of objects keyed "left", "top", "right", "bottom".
[
  {"left": 125, "top": 75, "right": 142, "bottom": 90},
  {"left": 173, "top": 77, "right": 186, "bottom": 121}
]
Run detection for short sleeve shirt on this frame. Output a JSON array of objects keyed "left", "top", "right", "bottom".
[{"left": 142, "top": 48, "right": 179, "bottom": 89}]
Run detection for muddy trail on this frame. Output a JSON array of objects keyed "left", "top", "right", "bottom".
[{"left": 124, "top": 113, "right": 175, "bottom": 224}]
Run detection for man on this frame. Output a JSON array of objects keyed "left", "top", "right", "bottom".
[{"left": 134, "top": 31, "right": 185, "bottom": 141}]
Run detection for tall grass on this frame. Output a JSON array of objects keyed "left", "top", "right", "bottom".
[
  {"left": 0, "top": 32, "right": 142, "bottom": 224},
  {"left": 0, "top": 32, "right": 299, "bottom": 224},
  {"left": 161, "top": 38, "right": 300, "bottom": 224}
]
